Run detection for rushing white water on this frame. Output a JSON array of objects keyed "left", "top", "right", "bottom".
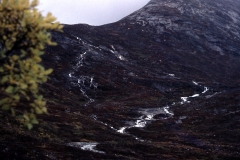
[
  {"left": 108, "top": 45, "right": 127, "bottom": 61},
  {"left": 116, "top": 80, "right": 211, "bottom": 140},
  {"left": 202, "top": 87, "right": 209, "bottom": 94},
  {"left": 67, "top": 142, "right": 105, "bottom": 154},
  {"left": 90, "top": 79, "right": 211, "bottom": 142},
  {"left": 192, "top": 81, "right": 199, "bottom": 85},
  {"left": 118, "top": 127, "right": 127, "bottom": 134},
  {"left": 116, "top": 80, "right": 210, "bottom": 139},
  {"left": 134, "top": 119, "right": 147, "bottom": 128},
  {"left": 180, "top": 80, "right": 209, "bottom": 104},
  {"left": 67, "top": 36, "right": 101, "bottom": 106},
  {"left": 145, "top": 114, "right": 154, "bottom": 120},
  {"left": 75, "top": 52, "right": 87, "bottom": 68},
  {"left": 180, "top": 97, "right": 190, "bottom": 104},
  {"left": 90, "top": 79, "right": 212, "bottom": 145},
  {"left": 190, "top": 94, "right": 200, "bottom": 97},
  {"left": 117, "top": 106, "right": 174, "bottom": 134},
  {"left": 163, "top": 106, "right": 174, "bottom": 116},
  {"left": 77, "top": 76, "right": 98, "bottom": 106}
]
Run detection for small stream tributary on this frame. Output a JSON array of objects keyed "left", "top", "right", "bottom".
[
  {"left": 65, "top": 37, "right": 211, "bottom": 153},
  {"left": 68, "top": 80, "right": 210, "bottom": 153},
  {"left": 117, "top": 106, "right": 174, "bottom": 134},
  {"left": 116, "top": 80, "right": 209, "bottom": 136}
]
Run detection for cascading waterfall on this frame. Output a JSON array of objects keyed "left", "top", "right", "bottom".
[
  {"left": 68, "top": 37, "right": 98, "bottom": 106},
  {"left": 77, "top": 76, "right": 98, "bottom": 106},
  {"left": 180, "top": 81, "right": 209, "bottom": 104}
]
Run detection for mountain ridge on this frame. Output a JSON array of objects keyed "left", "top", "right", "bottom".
[
  {"left": 1, "top": 0, "right": 240, "bottom": 159},
  {"left": 51, "top": 0, "right": 240, "bottom": 86}
]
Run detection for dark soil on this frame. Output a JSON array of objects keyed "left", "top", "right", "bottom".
[{"left": 1, "top": 0, "right": 240, "bottom": 159}]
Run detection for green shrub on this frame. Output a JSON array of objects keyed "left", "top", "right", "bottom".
[{"left": 0, "top": 0, "right": 63, "bottom": 129}]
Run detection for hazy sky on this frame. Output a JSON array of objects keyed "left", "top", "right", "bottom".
[{"left": 37, "top": 0, "right": 150, "bottom": 26}]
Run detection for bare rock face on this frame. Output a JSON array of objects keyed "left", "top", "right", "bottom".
[
  {"left": 120, "top": 0, "right": 240, "bottom": 84},
  {"left": 2, "top": 0, "right": 239, "bottom": 159},
  {"left": 127, "top": 0, "right": 240, "bottom": 55}
]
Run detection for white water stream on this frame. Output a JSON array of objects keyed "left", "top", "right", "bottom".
[
  {"left": 116, "top": 80, "right": 209, "bottom": 137},
  {"left": 67, "top": 79, "right": 211, "bottom": 153},
  {"left": 117, "top": 106, "right": 174, "bottom": 134},
  {"left": 68, "top": 36, "right": 99, "bottom": 106},
  {"left": 68, "top": 38, "right": 129, "bottom": 106},
  {"left": 68, "top": 39, "right": 211, "bottom": 152},
  {"left": 180, "top": 81, "right": 209, "bottom": 104},
  {"left": 67, "top": 142, "right": 105, "bottom": 154}
]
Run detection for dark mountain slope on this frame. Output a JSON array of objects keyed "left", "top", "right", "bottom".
[
  {"left": 1, "top": 0, "right": 240, "bottom": 159},
  {"left": 52, "top": 0, "right": 240, "bottom": 88}
]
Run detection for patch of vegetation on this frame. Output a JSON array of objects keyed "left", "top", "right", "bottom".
[{"left": 0, "top": 0, "right": 63, "bottom": 129}]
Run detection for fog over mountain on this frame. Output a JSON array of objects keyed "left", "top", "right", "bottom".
[{"left": 38, "top": 0, "right": 150, "bottom": 25}]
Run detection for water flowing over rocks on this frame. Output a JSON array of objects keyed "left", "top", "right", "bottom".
[
  {"left": 1, "top": 0, "right": 240, "bottom": 159},
  {"left": 67, "top": 142, "right": 105, "bottom": 154}
]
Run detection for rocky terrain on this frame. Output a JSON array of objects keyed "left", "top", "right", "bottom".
[{"left": 1, "top": 0, "right": 240, "bottom": 159}]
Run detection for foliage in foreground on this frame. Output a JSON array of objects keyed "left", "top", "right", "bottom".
[{"left": 0, "top": 0, "right": 63, "bottom": 129}]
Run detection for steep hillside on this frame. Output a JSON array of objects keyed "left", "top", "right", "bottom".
[{"left": 1, "top": 0, "right": 240, "bottom": 159}]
